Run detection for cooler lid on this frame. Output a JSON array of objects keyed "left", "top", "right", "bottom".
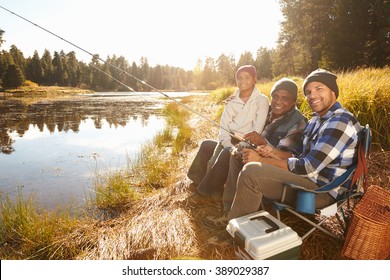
[{"left": 227, "top": 211, "right": 302, "bottom": 259}]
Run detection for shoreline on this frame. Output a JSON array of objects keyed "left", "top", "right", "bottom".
[{"left": 1, "top": 85, "right": 94, "bottom": 95}]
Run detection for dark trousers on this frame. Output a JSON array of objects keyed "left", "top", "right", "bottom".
[
  {"left": 187, "top": 140, "right": 217, "bottom": 185},
  {"left": 187, "top": 140, "right": 231, "bottom": 198}
]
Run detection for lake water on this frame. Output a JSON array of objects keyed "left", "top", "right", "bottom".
[{"left": 0, "top": 91, "right": 203, "bottom": 209}]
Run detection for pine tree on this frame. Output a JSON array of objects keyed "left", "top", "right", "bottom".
[
  {"left": 41, "top": 49, "right": 54, "bottom": 85},
  {"left": 9, "top": 45, "right": 26, "bottom": 73},
  {"left": 66, "top": 51, "right": 80, "bottom": 87},
  {"left": 52, "top": 51, "right": 65, "bottom": 86},
  {"left": 0, "top": 28, "right": 4, "bottom": 47},
  {"left": 25, "top": 51, "right": 43, "bottom": 84},
  {"left": 237, "top": 51, "right": 255, "bottom": 68},
  {"left": 2, "top": 64, "right": 24, "bottom": 88},
  {"left": 255, "top": 48, "right": 273, "bottom": 80},
  {"left": 216, "top": 54, "right": 236, "bottom": 86}
]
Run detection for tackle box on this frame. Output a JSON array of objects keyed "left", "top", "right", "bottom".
[{"left": 226, "top": 210, "right": 302, "bottom": 260}]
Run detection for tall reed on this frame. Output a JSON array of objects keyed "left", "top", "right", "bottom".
[
  {"left": 93, "top": 169, "right": 140, "bottom": 210},
  {"left": 0, "top": 189, "right": 80, "bottom": 259},
  {"left": 337, "top": 68, "right": 390, "bottom": 149},
  {"left": 209, "top": 87, "right": 236, "bottom": 103}
]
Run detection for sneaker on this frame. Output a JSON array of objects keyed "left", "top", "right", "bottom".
[
  {"left": 204, "top": 212, "right": 229, "bottom": 230},
  {"left": 183, "top": 192, "right": 211, "bottom": 207},
  {"left": 188, "top": 182, "right": 198, "bottom": 192}
]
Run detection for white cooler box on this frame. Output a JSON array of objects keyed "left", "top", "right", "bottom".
[{"left": 226, "top": 210, "right": 302, "bottom": 260}]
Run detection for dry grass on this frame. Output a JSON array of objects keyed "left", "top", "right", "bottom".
[
  {"left": 365, "top": 150, "right": 390, "bottom": 189},
  {"left": 75, "top": 184, "right": 197, "bottom": 260},
  {"left": 61, "top": 182, "right": 237, "bottom": 260}
]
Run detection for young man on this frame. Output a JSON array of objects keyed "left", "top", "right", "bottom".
[
  {"left": 186, "top": 65, "right": 269, "bottom": 202},
  {"left": 204, "top": 77, "right": 307, "bottom": 228},
  {"left": 216, "top": 69, "right": 362, "bottom": 225}
]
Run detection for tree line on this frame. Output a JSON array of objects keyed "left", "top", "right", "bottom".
[{"left": 0, "top": 0, "right": 388, "bottom": 91}]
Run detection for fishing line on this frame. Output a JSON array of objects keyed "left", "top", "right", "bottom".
[
  {"left": 89, "top": 63, "right": 135, "bottom": 92},
  {"left": 0, "top": 5, "right": 260, "bottom": 147}
]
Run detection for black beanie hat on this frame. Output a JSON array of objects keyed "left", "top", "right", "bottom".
[
  {"left": 270, "top": 77, "right": 298, "bottom": 100},
  {"left": 302, "top": 69, "right": 339, "bottom": 98}
]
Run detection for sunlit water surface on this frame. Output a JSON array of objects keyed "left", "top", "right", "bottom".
[{"left": 0, "top": 92, "right": 203, "bottom": 209}]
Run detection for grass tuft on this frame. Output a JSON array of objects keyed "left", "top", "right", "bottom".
[
  {"left": 0, "top": 189, "right": 80, "bottom": 259},
  {"left": 93, "top": 170, "right": 141, "bottom": 210}
]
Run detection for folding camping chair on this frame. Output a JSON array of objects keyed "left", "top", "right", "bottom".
[{"left": 273, "top": 124, "right": 371, "bottom": 240}]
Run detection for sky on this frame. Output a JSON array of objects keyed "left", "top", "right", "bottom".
[{"left": 0, "top": 0, "right": 283, "bottom": 70}]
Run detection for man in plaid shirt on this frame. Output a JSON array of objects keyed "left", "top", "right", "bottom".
[
  {"left": 207, "top": 69, "right": 363, "bottom": 227},
  {"left": 288, "top": 102, "right": 362, "bottom": 198}
]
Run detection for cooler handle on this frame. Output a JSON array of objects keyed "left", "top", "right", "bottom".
[{"left": 250, "top": 215, "right": 280, "bottom": 233}]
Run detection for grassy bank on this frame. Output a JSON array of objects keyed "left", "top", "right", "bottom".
[
  {"left": 1, "top": 80, "right": 93, "bottom": 96},
  {"left": 0, "top": 68, "right": 389, "bottom": 260}
]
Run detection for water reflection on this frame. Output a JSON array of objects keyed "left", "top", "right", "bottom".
[
  {"left": 0, "top": 93, "right": 165, "bottom": 153},
  {"left": 0, "top": 92, "right": 173, "bottom": 208}
]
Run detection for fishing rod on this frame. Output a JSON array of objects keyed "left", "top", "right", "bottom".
[
  {"left": 89, "top": 63, "right": 135, "bottom": 92},
  {"left": 0, "top": 5, "right": 255, "bottom": 147}
]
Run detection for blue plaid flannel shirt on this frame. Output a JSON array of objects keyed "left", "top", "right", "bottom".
[{"left": 288, "top": 102, "right": 362, "bottom": 198}]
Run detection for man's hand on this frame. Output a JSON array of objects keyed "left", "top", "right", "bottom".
[
  {"left": 242, "top": 147, "right": 289, "bottom": 170},
  {"left": 241, "top": 148, "right": 263, "bottom": 164},
  {"left": 243, "top": 131, "right": 267, "bottom": 146},
  {"left": 256, "top": 144, "right": 274, "bottom": 158}
]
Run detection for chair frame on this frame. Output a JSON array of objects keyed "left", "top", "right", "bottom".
[{"left": 273, "top": 124, "right": 371, "bottom": 240}]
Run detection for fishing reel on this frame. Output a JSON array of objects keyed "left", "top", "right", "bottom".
[{"left": 230, "top": 141, "right": 257, "bottom": 159}]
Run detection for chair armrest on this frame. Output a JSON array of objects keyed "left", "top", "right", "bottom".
[
  {"left": 280, "top": 166, "right": 357, "bottom": 214},
  {"left": 284, "top": 165, "right": 356, "bottom": 194}
]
